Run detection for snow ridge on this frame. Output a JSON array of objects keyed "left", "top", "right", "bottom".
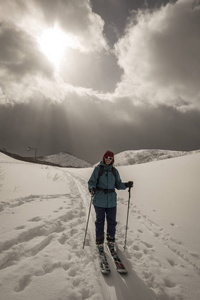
[
  {"left": 114, "top": 149, "right": 200, "bottom": 166},
  {"left": 1, "top": 152, "right": 200, "bottom": 300},
  {"left": 40, "top": 152, "right": 91, "bottom": 168}
]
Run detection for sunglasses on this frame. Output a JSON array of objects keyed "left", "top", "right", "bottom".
[{"left": 105, "top": 156, "right": 113, "bottom": 160}]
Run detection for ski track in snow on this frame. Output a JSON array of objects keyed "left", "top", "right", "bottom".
[
  {"left": 130, "top": 204, "right": 200, "bottom": 273},
  {"left": 0, "top": 170, "right": 105, "bottom": 300},
  {"left": 1, "top": 161, "right": 200, "bottom": 300},
  {"left": 66, "top": 172, "right": 157, "bottom": 300},
  {"left": 65, "top": 172, "right": 200, "bottom": 300},
  {"left": 117, "top": 196, "right": 200, "bottom": 300}
]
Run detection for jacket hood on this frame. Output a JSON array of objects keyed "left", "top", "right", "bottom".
[{"left": 100, "top": 161, "right": 113, "bottom": 169}]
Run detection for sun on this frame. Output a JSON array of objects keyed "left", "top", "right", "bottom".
[{"left": 38, "top": 25, "right": 78, "bottom": 69}]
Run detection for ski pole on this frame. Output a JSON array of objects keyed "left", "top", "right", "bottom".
[
  {"left": 83, "top": 194, "right": 93, "bottom": 249},
  {"left": 124, "top": 186, "right": 132, "bottom": 250}
]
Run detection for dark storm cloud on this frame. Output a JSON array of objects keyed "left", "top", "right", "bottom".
[
  {"left": 1, "top": 96, "right": 200, "bottom": 163},
  {"left": 0, "top": 23, "right": 53, "bottom": 79}
]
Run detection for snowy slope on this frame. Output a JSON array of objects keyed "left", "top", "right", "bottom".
[
  {"left": 0, "top": 152, "right": 200, "bottom": 300},
  {"left": 114, "top": 149, "right": 200, "bottom": 166},
  {"left": 39, "top": 152, "right": 91, "bottom": 168}
]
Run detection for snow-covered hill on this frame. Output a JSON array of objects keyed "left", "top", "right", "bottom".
[
  {"left": 1, "top": 151, "right": 200, "bottom": 300},
  {"left": 39, "top": 152, "right": 91, "bottom": 168},
  {"left": 114, "top": 149, "right": 200, "bottom": 166}
]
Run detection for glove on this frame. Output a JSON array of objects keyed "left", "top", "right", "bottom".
[
  {"left": 89, "top": 187, "right": 97, "bottom": 196},
  {"left": 125, "top": 181, "right": 133, "bottom": 188}
]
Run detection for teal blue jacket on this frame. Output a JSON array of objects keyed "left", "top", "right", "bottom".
[{"left": 88, "top": 161, "right": 127, "bottom": 208}]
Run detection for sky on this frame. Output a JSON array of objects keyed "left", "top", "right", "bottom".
[{"left": 0, "top": 0, "right": 200, "bottom": 163}]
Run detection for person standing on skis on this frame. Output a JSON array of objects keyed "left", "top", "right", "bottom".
[{"left": 88, "top": 150, "right": 133, "bottom": 246}]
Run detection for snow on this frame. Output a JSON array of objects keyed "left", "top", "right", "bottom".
[
  {"left": 39, "top": 152, "right": 91, "bottom": 168},
  {"left": 114, "top": 149, "right": 200, "bottom": 166},
  {"left": 0, "top": 151, "right": 200, "bottom": 300}
]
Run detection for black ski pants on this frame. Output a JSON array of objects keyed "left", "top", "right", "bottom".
[{"left": 94, "top": 206, "right": 117, "bottom": 241}]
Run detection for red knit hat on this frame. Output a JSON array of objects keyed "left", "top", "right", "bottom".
[{"left": 103, "top": 150, "right": 114, "bottom": 164}]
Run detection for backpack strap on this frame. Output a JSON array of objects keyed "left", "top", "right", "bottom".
[
  {"left": 96, "top": 165, "right": 117, "bottom": 187},
  {"left": 112, "top": 166, "right": 117, "bottom": 178},
  {"left": 96, "top": 165, "right": 104, "bottom": 187}
]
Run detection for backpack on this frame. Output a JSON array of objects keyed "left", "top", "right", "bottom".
[{"left": 96, "top": 165, "right": 117, "bottom": 187}]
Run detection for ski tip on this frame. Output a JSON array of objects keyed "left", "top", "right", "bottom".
[
  {"left": 117, "top": 269, "right": 128, "bottom": 275},
  {"left": 101, "top": 269, "right": 111, "bottom": 275}
]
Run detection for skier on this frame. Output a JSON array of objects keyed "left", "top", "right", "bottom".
[{"left": 88, "top": 150, "right": 133, "bottom": 248}]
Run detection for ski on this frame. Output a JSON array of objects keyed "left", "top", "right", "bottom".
[
  {"left": 107, "top": 243, "right": 128, "bottom": 274},
  {"left": 97, "top": 245, "right": 111, "bottom": 275}
]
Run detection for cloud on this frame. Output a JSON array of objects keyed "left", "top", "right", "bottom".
[
  {"left": 1, "top": 95, "right": 200, "bottom": 163},
  {"left": 35, "top": 0, "right": 108, "bottom": 52},
  {"left": 0, "top": 0, "right": 118, "bottom": 102},
  {"left": 0, "top": 22, "right": 58, "bottom": 102},
  {"left": 1, "top": 0, "right": 200, "bottom": 107},
  {"left": 114, "top": 0, "right": 200, "bottom": 109},
  {"left": 0, "top": 24, "right": 53, "bottom": 79},
  {"left": 0, "top": 0, "right": 108, "bottom": 53},
  {"left": 60, "top": 49, "right": 122, "bottom": 92},
  {"left": 0, "top": 0, "right": 200, "bottom": 161}
]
